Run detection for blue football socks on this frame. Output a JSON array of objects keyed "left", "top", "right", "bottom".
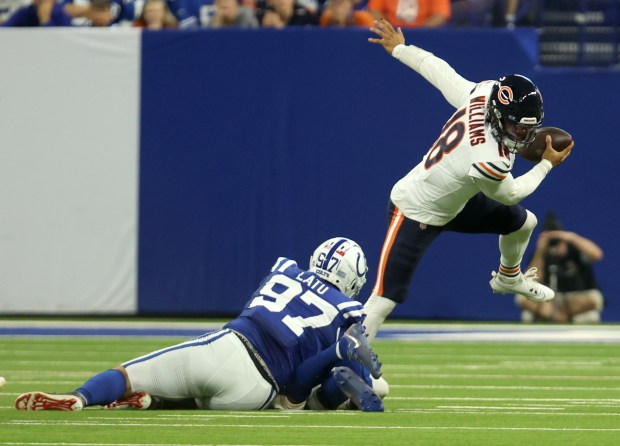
[
  {"left": 75, "top": 369, "right": 127, "bottom": 406},
  {"left": 318, "top": 362, "right": 370, "bottom": 409}
]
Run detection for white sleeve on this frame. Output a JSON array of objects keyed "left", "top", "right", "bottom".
[
  {"left": 392, "top": 44, "right": 476, "bottom": 109},
  {"left": 473, "top": 160, "right": 553, "bottom": 206}
]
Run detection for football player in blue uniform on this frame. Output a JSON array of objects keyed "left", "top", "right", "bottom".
[{"left": 16, "top": 238, "right": 385, "bottom": 412}]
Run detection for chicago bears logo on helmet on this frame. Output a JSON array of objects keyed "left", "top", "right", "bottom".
[
  {"left": 497, "top": 86, "right": 513, "bottom": 105},
  {"left": 487, "top": 74, "right": 543, "bottom": 153}
]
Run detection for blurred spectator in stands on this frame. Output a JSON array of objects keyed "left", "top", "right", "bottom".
[
  {"left": 256, "top": 0, "right": 318, "bottom": 27},
  {"left": 63, "top": 0, "right": 140, "bottom": 26},
  {"left": 167, "top": 0, "right": 206, "bottom": 28},
  {"left": 87, "top": 0, "right": 113, "bottom": 24},
  {"left": 1, "top": 0, "right": 29, "bottom": 24},
  {"left": 1, "top": 0, "right": 72, "bottom": 25},
  {"left": 489, "top": 0, "right": 538, "bottom": 28},
  {"left": 367, "top": 0, "right": 450, "bottom": 28},
  {"left": 64, "top": 0, "right": 112, "bottom": 25},
  {"left": 515, "top": 212, "right": 605, "bottom": 324},
  {"left": 319, "top": 0, "right": 373, "bottom": 27},
  {"left": 449, "top": 0, "right": 491, "bottom": 27},
  {"left": 204, "top": 0, "right": 258, "bottom": 27},
  {"left": 450, "top": 0, "right": 538, "bottom": 28},
  {"left": 134, "top": 0, "right": 178, "bottom": 28}
]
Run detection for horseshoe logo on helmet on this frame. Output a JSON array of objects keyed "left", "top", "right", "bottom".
[
  {"left": 498, "top": 86, "right": 513, "bottom": 105},
  {"left": 355, "top": 252, "right": 366, "bottom": 277}
]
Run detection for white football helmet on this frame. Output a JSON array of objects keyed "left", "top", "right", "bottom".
[{"left": 309, "top": 237, "right": 368, "bottom": 299}]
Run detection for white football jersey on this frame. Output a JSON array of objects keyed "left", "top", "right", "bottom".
[{"left": 391, "top": 80, "right": 516, "bottom": 226}]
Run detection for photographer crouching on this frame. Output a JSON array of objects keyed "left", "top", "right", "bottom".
[{"left": 515, "top": 212, "right": 605, "bottom": 323}]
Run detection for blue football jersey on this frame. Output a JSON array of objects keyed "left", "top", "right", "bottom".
[{"left": 225, "top": 258, "right": 365, "bottom": 389}]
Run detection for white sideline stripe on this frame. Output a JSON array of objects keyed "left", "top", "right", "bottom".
[
  {"left": 0, "top": 321, "right": 224, "bottom": 329},
  {"left": 0, "top": 442, "right": 323, "bottom": 446},
  {"left": 390, "top": 373, "right": 620, "bottom": 381},
  {"left": 1, "top": 407, "right": 610, "bottom": 416},
  {"left": 90, "top": 411, "right": 620, "bottom": 417},
  {"left": 4, "top": 361, "right": 117, "bottom": 366},
  {"left": 6, "top": 381, "right": 82, "bottom": 385},
  {"left": 4, "top": 394, "right": 620, "bottom": 404},
  {"left": 155, "top": 412, "right": 356, "bottom": 418},
  {"left": 0, "top": 350, "right": 149, "bottom": 356},
  {"left": 388, "top": 396, "right": 620, "bottom": 403},
  {"left": 0, "top": 444, "right": 300, "bottom": 446},
  {"left": 386, "top": 364, "right": 620, "bottom": 370},
  {"left": 391, "top": 384, "right": 620, "bottom": 391},
  {"left": 1, "top": 371, "right": 97, "bottom": 376},
  {"left": 1, "top": 321, "right": 619, "bottom": 343},
  {"left": 5, "top": 421, "right": 620, "bottom": 432},
  {"left": 396, "top": 410, "right": 620, "bottom": 416},
  {"left": 381, "top": 354, "right": 620, "bottom": 361}
]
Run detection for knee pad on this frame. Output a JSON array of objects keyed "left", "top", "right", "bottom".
[
  {"left": 520, "top": 210, "right": 538, "bottom": 234},
  {"left": 572, "top": 310, "right": 601, "bottom": 324}
]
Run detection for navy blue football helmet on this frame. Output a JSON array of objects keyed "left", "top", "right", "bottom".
[{"left": 487, "top": 74, "right": 544, "bottom": 153}]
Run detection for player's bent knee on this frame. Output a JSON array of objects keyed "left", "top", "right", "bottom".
[
  {"left": 590, "top": 290, "right": 604, "bottom": 311},
  {"left": 113, "top": 365, "right": 132, "bottom": 396},
  {"left": 572, "top": 310, "right": 601, "bottom": 324},
  {"left": 520, "top": 210, "right": 538, "bottom": 233},
  {"left": 271, "top": 394, "right": 306, "bottom": 411}
]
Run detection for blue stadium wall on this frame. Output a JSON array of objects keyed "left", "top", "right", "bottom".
[
  {"left": 138, "top": 28, "right": 620, "bottom": 322},
  {"left": 1, "top": 28, "right": 614, "bottom": 321}
]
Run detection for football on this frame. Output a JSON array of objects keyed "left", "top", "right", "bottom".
[{"left": 519, "top": 127, "right": 573, "bottom": 163}]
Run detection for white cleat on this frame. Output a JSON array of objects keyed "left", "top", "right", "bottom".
[
  {"left": 15, "top": 392, "right": 84, "bottom": 411},
  {"left": 104, "top": 392, "right": 152, "bottom": 410},
  {"left": 490, "top": 267, "right": 555, "bottom": 303}
]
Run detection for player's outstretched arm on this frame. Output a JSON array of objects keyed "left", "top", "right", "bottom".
[
  {"left": 368, "top": 18, "right": 474, "bottom": 109},
  {"left": 368, "top": 19, "right": 405, "bottom": 54},
  {"left": 542, "top": 135, "right": 573, "bottom": 166}
]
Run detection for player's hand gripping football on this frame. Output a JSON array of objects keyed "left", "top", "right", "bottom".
[
  {"left": 368, "top": 19, "right": 405, "bottom": 55},
  {"left": 542, "top": 135, "right": 573, "bottom": 166}
]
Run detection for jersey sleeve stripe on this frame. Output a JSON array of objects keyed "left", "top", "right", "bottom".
[
  {"left": 487, "top": 161, "right": 511, "bottom": 173},
  {"left": 478, "top": 162, "right": 508, "bottom": 179},
  {"left": 473, "top": 163, "right": 504, "bottom": 181},
  {"left": 337, "top": 300, "right": 363, "bottom": 310},
  {"left": 272, "top": 258, "right": 296, "bottom": 273},
  {"left": 277, "top": 259, "right": 297, "bottom": 272},
  {"left": 270, "top": 257, "right": 287, "bottom": 272},
  {"left": 342, "top": 309, "right": 366, "bottom": 319}
]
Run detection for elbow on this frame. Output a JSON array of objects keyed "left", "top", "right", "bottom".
[{"left": 591, "top": 250, "right": 604, "bottom": 262}]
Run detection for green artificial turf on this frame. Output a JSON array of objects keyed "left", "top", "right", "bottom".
[{"left": 1, "top": 331, "right": 619, "bottom": 445}]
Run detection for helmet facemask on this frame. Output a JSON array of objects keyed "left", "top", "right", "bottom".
[{"left": 490, "top": 108, "right": 539, "bottom": 153}]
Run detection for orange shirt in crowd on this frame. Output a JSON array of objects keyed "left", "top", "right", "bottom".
[
  {"left": 319, "top": 9, "right": 375, "bottom": 27},
  {"left": 367, "top": 0, "right": 451, "bottom": 28}
]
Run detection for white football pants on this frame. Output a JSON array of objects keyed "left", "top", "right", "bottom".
[{"left": 124, "top": 329, "right": 276, "bottom": 410}]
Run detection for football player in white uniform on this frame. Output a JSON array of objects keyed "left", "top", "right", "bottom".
[
  {"left": 16, "top": 238, "right": 384, "bottom": 412},
  {"left": 363, "top": 19, "right": 573, "bottom": 341}
]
